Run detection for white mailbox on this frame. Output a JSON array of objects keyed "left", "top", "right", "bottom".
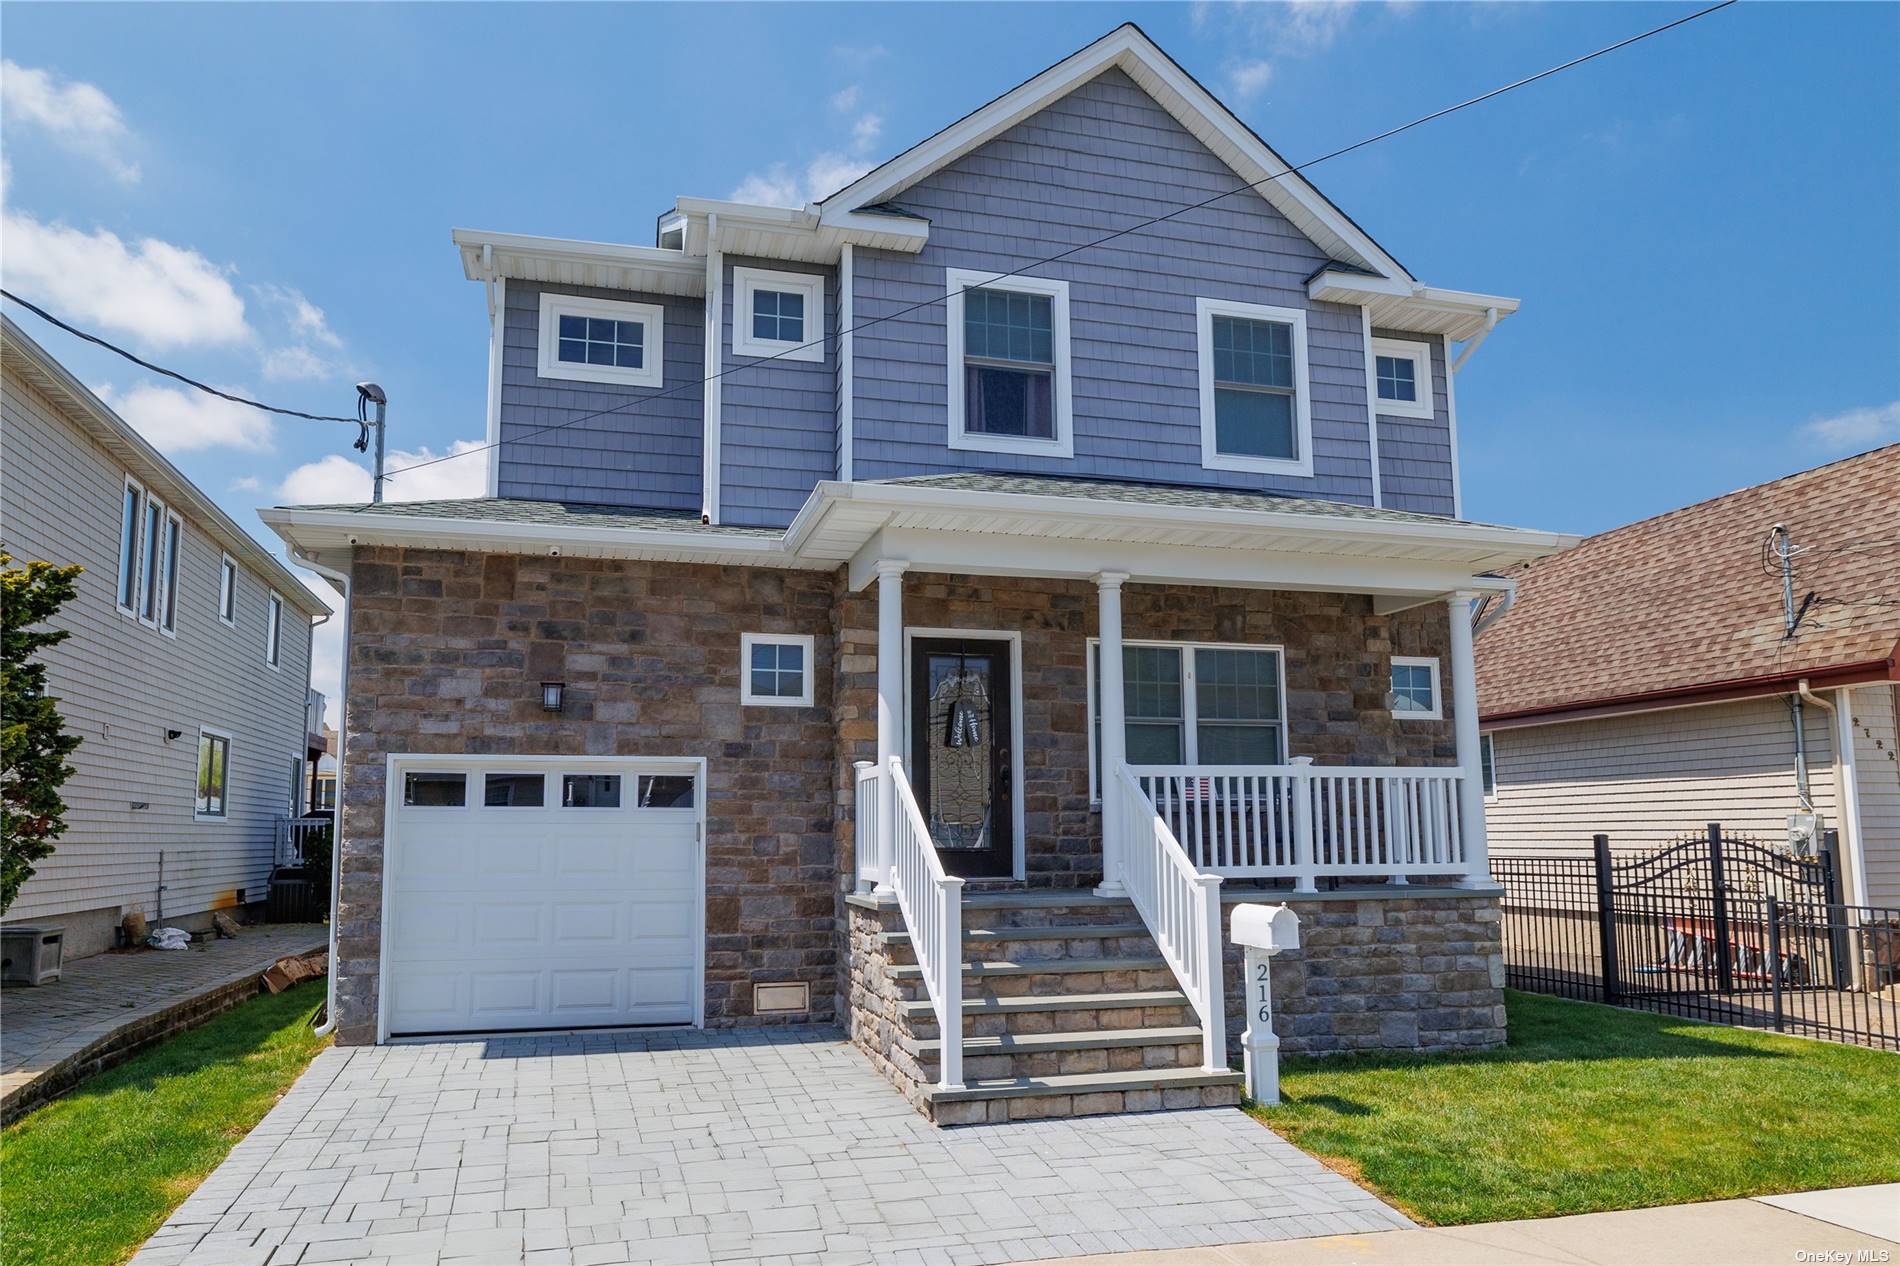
[{"left": 1231, "top": 903, "right": 1301, "bottom": 1104}]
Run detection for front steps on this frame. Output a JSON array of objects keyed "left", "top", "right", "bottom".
[{"left": 846, "top": 890, "right": 1243, "bottom": 1124}]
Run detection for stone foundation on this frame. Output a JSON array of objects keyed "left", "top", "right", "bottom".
[
  {"left": 843, "top": 901, "right": 931, "bottom": 1111},
  {"left": 1222, "top": 887, "right": 1507, "bottom": 1056}
]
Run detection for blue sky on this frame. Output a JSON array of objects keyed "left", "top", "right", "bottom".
[{"left": 4, "top": 2, "right": 1897, "bottom": 699}]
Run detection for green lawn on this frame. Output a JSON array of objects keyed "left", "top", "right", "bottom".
[
  {"left": 1249, "top": 989, "right": 1900, "bottom": 1226},
  {"left": 2, "top": 981, "right": 329, "bottom": 1266}
]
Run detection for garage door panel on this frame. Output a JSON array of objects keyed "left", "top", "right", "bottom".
[{"left": 386, "top": 760, "right": 700, "bottom": 1036}]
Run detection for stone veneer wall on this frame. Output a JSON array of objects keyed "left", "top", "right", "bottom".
[
  {"left": 333, "top": 546, "right": 839, "bottom": 1045},
  {"left": 1223, "top": 890, "right": 1507, "bottom": 1056},
  {"left": 843, "top": 900, "right": 931, "bottom": 1110},
  {"left": 831, "top": 573, "right": 1459, "bottom": 890}
]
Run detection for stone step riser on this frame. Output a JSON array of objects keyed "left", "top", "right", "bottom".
[
  {"left": 882, "top": 934, "right": 1162, "bottom": 967},
  {"left": 890, "top": 967, "right": 1180, "bottom": 1005},
  {"left": 904, "top": 1002, "right": 1197, "bottom": 1041},
  {"left": 928, "top": 1081, "right": 1242, "bottom": 1125},
  {"left": 913, "top": 1041, "right": 1205, "bottom": 1081}
]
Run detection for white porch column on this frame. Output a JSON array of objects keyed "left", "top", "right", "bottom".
[
  {"left": 1095, "top": 571, "right": 1129, "bottom": 897},
  {"left": 1446, "top": 590, "right": 1490, "bottom": 884},
  {"left": 874, "top": 560, "right": 907, "bottom": 895}
]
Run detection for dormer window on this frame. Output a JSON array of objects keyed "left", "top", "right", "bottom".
[
  {"left": 536, "top": 293, "right": 664, "bottom": 388},
  {"left": 946, "top": 269, "right": 1073, "bottom": 458},
  {"left": 1197, "top": 298, "right": 1313, "bottom": 477},
  {"left": 732, "top": 267, "right": 825, "bottom": 362},
  {"left": 1370, "top": 336, "right": 1433, "bottom": 419}
]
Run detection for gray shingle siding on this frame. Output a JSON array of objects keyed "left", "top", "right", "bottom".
[
  {"left": 496, "top": 280, "right": 703, "bottom": 512},
  {"left": 1371, "top": 326, "right": 1456, "bottom": 516},
  {"left": 848, "top": 68, "right": 1387, "bottom": 506},
  {"left": 718, "top": 256, "right": 838, "bottom": 528}
]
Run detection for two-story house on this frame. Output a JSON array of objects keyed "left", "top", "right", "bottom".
[
  {"left": 265, "top": 25, "right": 1576, "bottom": 1122},
  {"left": 1, "top": 315, "right": 330, "bottom": 960}
]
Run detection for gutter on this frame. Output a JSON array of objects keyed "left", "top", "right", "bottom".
[
  {"left": 1471, "top": 578, "right": 1516, "bottom": 638},
  {"left": 290, "top": 546, "right": 350, "bottom": 1039},
  {"left": 1482, "top": 654, "right": 1900, "bottom": 730},
  {"left": 1449, "top": 306, "right": 1500, "bottom": 374}
]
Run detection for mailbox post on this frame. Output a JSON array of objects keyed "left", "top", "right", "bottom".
[{"left": 1231, "top": 903, "right": 1300, "bottom": 1105}]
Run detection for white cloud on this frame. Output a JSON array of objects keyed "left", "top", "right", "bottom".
[
  {"left": 732, "top": 79, "right": 885, "bottom": 208},
  {"left": 260, "top": 345, "right": 333, "bottom": 381},
  {"left": 277, "top": 440, "right": 489, "bottom": 507},
  {"left": 229, "top": 475, "right": 263, "bottom": 492},
  {"left": 1228, "top": 59, "right": 1273, "bottom": 102},
  {"left": 1, "top": 211, "right": 249, "bottom": 349},
  {"left": 852, "top": 113, "right": 883, "bottom": 150},
  {"left": 255, "top": 284, "right": 346, "bottom": 380},
  {"left": 1803, "top": 402, "right": 1900, "bottom": 453},
  {"left": 830, "top": 85, "right": 861, "bottom": 113},
  {"left": 0, "top": 60, "right": 139, "bottom": 182},
  {"left": 1275, "top": 0, "right": 1359, "bottom": 54},
  {"left": 96, "top": 381, "right": 273, "bottom": 452}
]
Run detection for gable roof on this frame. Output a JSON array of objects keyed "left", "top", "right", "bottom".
[
  {"left": 1, "top": 315, "right": 331, "bottom": 617},
  {"left": 1476, "top": 446, "right": 1900, "bottom": 724},
  {"left": 816, "top": 23, "right": 1414, "bottom": 284}
]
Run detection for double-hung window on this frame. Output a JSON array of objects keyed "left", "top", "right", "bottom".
[
  {"left": 117, "top": 478, "right": 143, "bottom": 613},
  {"left": 1087, "top": 640, "right": 1287, "bottom": 800},
  {"left": 265, "top": 592, "right": 283, "bottom": 668},
  {"left": 196, "top": 728, "right": 231, "bottom": 819},
  {"left": 116, "top": 478, "right": 180, "bottom": 631},
  {"left": 947, "top": 269, "right": 1073, "bottom": 458},
  {"left": 1389, "top": 656, "right": 1442, "bottom": 720},
  {"left": 138, "top": 494, "right": 164, "bottom": 624},
  {"left": 536, "top": 292, "right": 664, "bottom": 388},
  {"left": 1197, "top": 298, "right": 1312, "bottom": 476},
  {"left": 731, "top": 267, "right": 825, "bottom": 362},
  {"left": 1480, "top": 733, "right": 1497, "bottom": 800},
  {"left": 159, "top": 511, "right": 181, "bottom": 634},
  {"left": 740, "top": 633, "right": 814, "bottom": 707},
  {"left": 218, "top": 554, "right": 239, "bottom": 625},
  {"left": 1370, "top": 336, "right": 1433, "bottom": 419}
]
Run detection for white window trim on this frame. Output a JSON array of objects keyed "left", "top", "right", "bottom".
[
  {"left": 1370, "top": 335, "right": 1434, "bottom": 420},
  {"left": 731, "top": 266, "right": 825, "bottom": 363},
  {"left": 1480, "top": 732, "right": 1498, "bottom": 803},
  {"left": 945, "top": 268, "right": 1074, "bottom": 459},
  {"left": 739, "top": 632, "right": 816, "bottom": 707},
  {"left": 1197, "top": 297, "right": 1314, "bottom": 478},
  {"left": 1390, "top": 655, "right": 1443, "bottom": 721},
  {"left": 265, "top": 591, "right": 284, "bottom": 670},
  {"left": 159, "top": 510, "right": 183, "bottom": 637},
  {"left": 116, "top": 475, "right": 145, "bottom": 617},
  {"left": 1085, "top": 637, "right": 1290, "bottom": 805},
  {"left": 218, "top": 553, "right": 239, "bottom": 627},
  {"left": 536, "top": 291, "right": 665, "bottom": 388},
  {"left": 135, "top": 491, "right": 167, "bottom": 628},
  {"left": 195, "top": 725, "right": 233, "bottom": 822}
]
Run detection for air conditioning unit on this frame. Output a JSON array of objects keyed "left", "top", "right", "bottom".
[{"left": 0, "top": 925, "right": 65, "bottom": 986}]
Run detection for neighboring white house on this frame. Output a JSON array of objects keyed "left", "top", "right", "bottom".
[
  {"left": 1477, "top": 446, "right": 1900, "bottom": 910},
  {"left": 1, "top": 315, "right": 332, "bottom": 957}
]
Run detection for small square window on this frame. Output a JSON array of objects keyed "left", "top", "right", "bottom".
[
  {"left": 562, "top": 774, "right": 621, "bottom": 808},
  {"left": 1389, "top": 657, "right": 1442, "bottom": 720},
  {"left": 483, "top": 773, "right": 546, "bottom": 807},
  {"left": 637, "top": 774, "right": 696, "bottom": 808},
  {"left": 403, "top": 772, "right": 467, "bottom": 806},
  {"left": 740, "top": 634, "right": 815, "bottom": 707},
  {"left": 1369, "top": 337, "right": 1434, "bottom": 419},
  {"left": 732, "top": 268, "right": 825, "bottom": 362}
]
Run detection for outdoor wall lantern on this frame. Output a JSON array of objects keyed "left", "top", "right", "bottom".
[{"left": 541, "top": 681, "right": 565, "bottom": 712}]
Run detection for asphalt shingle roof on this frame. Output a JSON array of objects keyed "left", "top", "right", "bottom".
[
  {"left": 283, "top": 498, "right": 781, "bottom": 537},
  {"left": 1475, "top": 445, "right": 1900, "bottom": 719}
]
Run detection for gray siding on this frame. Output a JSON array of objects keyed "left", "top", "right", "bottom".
[
  {"left": 495, "top": 281, "right": 703, "bottom": 511},
  {"left": 1372, "top": 327, "right": 1457, "bottom": 517},
  {"left": 1, "top": 370, "right": 315, "bottom": 950},
  {"left": 850, "top": 68, "right": 1384, "bottom": 505},
  {"left": 719, "top": 256, "right": 839, "bottom": 528}
]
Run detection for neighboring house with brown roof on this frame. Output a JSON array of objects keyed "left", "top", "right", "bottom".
[{"left": 1475, "top": 445, "right": 1900, "bottom": 909}]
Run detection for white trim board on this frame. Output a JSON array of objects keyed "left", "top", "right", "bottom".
[{"left": 901, "top": 627, "right": 1027, "bottom": 882}]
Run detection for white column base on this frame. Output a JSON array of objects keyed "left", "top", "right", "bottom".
[{"left": 1093, "top": 880, "right": 1128, "bottom": 899}]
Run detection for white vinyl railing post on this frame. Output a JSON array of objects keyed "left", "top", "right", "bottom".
[
  {"left": 1095, "top": 571, "right": 1130, "bottom": 898},
  {"left": 938, "top": 877, "right": 964, "bottom": 1089},
  {"left": 1289, "top": 756, "right": 1318, "bottom": 894},
  {"left": 1196, "top": 874, "right": 1226, "bottom": 1071}
]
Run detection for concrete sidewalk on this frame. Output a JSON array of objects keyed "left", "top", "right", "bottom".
[{"left": 1042, "top": 1184, "right": 1900, "bottom": 1266}]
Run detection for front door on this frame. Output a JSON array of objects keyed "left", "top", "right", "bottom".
[{"left": 910, "top": 638, "right": 1014, "bottom": 879}]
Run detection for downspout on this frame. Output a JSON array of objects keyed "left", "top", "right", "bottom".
[
  {"left": 1472, "top": 579, "right": 1516, "bottom": 639},
  {"left": 1449, "top": 306, "right": 1500, "bottom": 374},
  {"left": 700, "top": 213, "right": 723, "bottom": 524},
  {"left": 1798, "top": 680, "right": 1870, "bottom": 908},
  {"left": 293, "top": 546, "right": 350, "bottom": 1038}
]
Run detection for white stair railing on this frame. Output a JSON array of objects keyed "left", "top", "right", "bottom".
[
  {"left": 852, "top": 760, "right": 885, "bottom": 890},
  {"left": 887, "top": 757, "right": 965, "bottom": 1090},
  {"left": 1111, "top": 764, "right": 1226, "bottom": 1072}
]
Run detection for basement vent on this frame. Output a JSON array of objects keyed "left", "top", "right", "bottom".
[{"left": 753, "top": 982, "right": 810, "bottom": 1014}]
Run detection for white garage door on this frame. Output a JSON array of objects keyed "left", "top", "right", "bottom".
[{"left": 383, "top": 758, "right": 701, "bottom": 1036}]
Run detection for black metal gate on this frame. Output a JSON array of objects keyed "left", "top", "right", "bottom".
[{"left": 1498, "top": 824, "right": 1900, "bottom": 1050}]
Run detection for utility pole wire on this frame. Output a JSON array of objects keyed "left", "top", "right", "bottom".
[
  {"left": 0, "top": 289, "right": 363, "bottom": 425},
  {"left": 379, "top": 0, "right": 1737, "bottom": 488}
]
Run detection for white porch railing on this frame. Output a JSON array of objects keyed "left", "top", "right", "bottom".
[
  {"left": 853, "top": 761, "right": 886, "bottom": 890},
  {"left": 274, "top": 815, "right": 331, "bottom": 868},
  {"left": 1110, "top": 765, "right": 1226, "bottom": 1071},
  {"left": 886, "top": 758, "right": 965, "bottom": 1090},
  {"left": 1130, "top": 763, "right": 1472, "bottom": 887}
]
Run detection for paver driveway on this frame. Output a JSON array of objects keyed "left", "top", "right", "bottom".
[{"left": 132, "top": 1026, "right": 1408, "bottom": 1266}]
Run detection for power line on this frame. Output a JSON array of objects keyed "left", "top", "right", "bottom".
[
  {"left": 0, "top": 289, "right": 363, "bottom": 425},
  {"left": 382, "top": 0, "right": 1736, "bottom": 488}
]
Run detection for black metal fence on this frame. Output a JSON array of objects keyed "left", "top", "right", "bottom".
[{"left": 1497, "top": 824, "right": 1900, "bottom": 1051}]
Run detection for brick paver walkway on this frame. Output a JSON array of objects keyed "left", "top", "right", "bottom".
[
  {"left": 2, "top": 923, "right": 327, "bottom": 1115},
  {"left": 131, "top": 1026, "right": 1407, "bottom": 1266}
]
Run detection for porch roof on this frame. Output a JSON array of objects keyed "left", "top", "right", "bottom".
[{"left": 262, "top": 475, "right": 1579, "bottom": 603}]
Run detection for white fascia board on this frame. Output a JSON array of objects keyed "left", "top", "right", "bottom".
[
  {"left": 259, "top": 507, "right": 807, "bottom": 569},
  {"left": 790, "top": 479, "right": 1579, "bottom": 564},
  {"left": 451, "top": 228, "right": 704, "bottom": 292},
  {"left": 1313, "top": 272, "right": 1522, "bottom": 342},
  {"left": 815, "top": 24, "right": 1408, "bottom": 282},
  {"left": 669, "top": 200, "right": 928, "bottom": 260}
]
